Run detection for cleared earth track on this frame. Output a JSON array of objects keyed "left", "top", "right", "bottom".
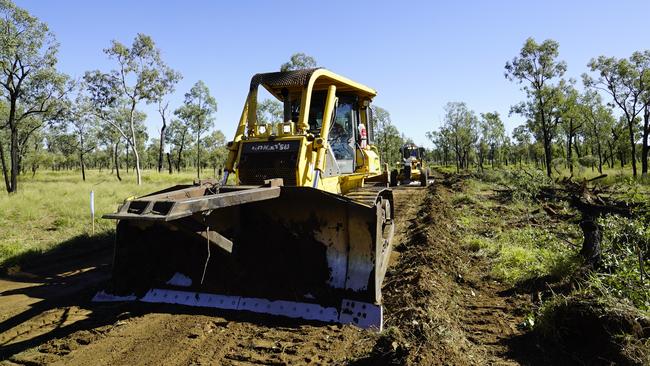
[{"left": 0, "top": 178, "right": 532, "bottom": 365}]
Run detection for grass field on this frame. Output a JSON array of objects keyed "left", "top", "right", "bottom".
[{"left": 0, "top": 169, "right": 203, "bottom": 266}]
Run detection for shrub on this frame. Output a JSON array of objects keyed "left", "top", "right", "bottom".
[
  {"left": 591, "top": 215, "right": 650, "bottom": 310},
  {"left": 578, "top": 155, "right": 598, "bottom": 169},
  {"left": 502, "top": 169, "right": 553, "bottom": 201}
]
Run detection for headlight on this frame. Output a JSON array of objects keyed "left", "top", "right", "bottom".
[
  {"left": 258, "top": 125, "right": 266, "bottom": 134},
  {"left": 282, "top": 124, "right": 291, "bottom": 134}
]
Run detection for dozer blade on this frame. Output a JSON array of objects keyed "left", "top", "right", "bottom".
[{"left": 97, "top": 184, "right": 394, "bottom": 330}]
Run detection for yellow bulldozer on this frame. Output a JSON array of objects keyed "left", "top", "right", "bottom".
[
  {"left": 390, "top": 143, "right": 429, "bottom": 186},
  {"left": 96, "top": 69, "right": 394, "bottom": 330}
]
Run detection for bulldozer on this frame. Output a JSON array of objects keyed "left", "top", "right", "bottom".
[
  {"left": 96, "top": 69, "right": 394, "bottom": 330},
  {"left": 390, "top": 143, "right": 429, "bottom": 186}
]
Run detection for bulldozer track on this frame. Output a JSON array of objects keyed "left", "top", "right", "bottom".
[{"left": 343, "top": 186, "right": 387, "bottom": 206}]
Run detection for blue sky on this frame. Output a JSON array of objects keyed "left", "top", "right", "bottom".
[{"left": 16, "top": 0, "right": 650, "bottom": 147}]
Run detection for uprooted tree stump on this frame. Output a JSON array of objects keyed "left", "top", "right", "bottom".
[
  {"left": 579, "top": 216, "right": 602, "bottom": 266},
  {"left": 537, "top": 175, "right": 632, "bottom": 267}
]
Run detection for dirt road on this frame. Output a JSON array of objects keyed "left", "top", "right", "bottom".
[{"left": 0, "top": 178, "right": 534, "bottom": 365}]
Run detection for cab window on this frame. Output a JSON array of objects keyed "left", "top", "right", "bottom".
[{"left": 329, "top": 97, "right": 356, "bottom": 173}]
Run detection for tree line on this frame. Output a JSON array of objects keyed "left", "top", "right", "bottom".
[
  {"left": 428, "top": 38, "right": 650, "bottom": 178},
  {"left": 0, "top": 0, "right": 230, "bottom": 192}
]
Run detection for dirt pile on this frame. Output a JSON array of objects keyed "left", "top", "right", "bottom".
[
  {"left": 355, "top": 179, "right": 522, "bottom": 365},
  {"left": 536, "top": 294, "right": 650, "bottom": 365}
]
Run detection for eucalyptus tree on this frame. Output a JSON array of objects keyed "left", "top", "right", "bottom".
[
  {"left": 202, "top": 129, "right": 228, "bottom": 176},
  {"left": 441, "top": 102, "right": 478, "bottom": 172},
  {"left": 167, "top": 118, "right": 190, "bottom": 172},
  {"left": 257, "top": 98, "right": 283, "bottom": 124},
  {"left": 511, "top": 125, "right": 532, "bottom": 166},
  {"left": 557, "top": 84, "right": 582, "bottom": 173},
  {"left": 426, "top": 128, "right": 452, "bottom": 166},
  {"left": 506, "top": 38, "right": 567, "bottom": 177},
  {"left": 68, "top": 95, "right": 98, "bottom": 180},
  {"left": 479, "top": 111, "right": 505, "bottom": 168},
  {"left": 154, "top": 68, "right": 181, "bottom": 173},
  {"left": 0, "top": 0, "right": 70, "bottom": 193},
  {"left": 372, "top": 106, "right": 403, "bottom": 166},
  {"left": 19, "top": 127, "right": 48, "bottom": 176},
  {"left": 50, "top": 127, "right": 77, "bottom": 170},
  {"left": 611, "top": 117, "right": 631, "bottom": 168},
  {"left": 96, "top": 115, "right": 123, "bottom": 180},
  {"left": 174, "top": 81, "right": 217, "bottom": 179},
  {"left": 583, "top": 51, "right": 650, "bottom": 176},
  {"left": 580, "top": 90, "right": 615, "bottom": 173},
  {"left": 84, "top": 33, "right": 178, "bottom": 185},
  {"left": 641, "top": 81, "right": 650, "bottom": 176},
  {"left": 280, "top": 53, "right": 318, "bottom": 71}
]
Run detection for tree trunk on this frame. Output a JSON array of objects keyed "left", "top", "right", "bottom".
[
  {"left": 0, "top": 138, "right": 10, "bottom": 193},
  {"left": 642, "top": 106, "right": 649, "bottom": 176},
  {"left": 80, "top": 134, "right": 86, "bottom": 181},
  {"left": 590, "top": 122, "right": 603, "bottom": 173},
  {"left": 606, "top": 142, "right": 614, "bottom": 169},
  {"left": 166, "top": 152, "right": 173, "bottom": 174},
  {"left": 491, "top": 146, "right": 496, "bottom": 169},
  {"left": 132, "top": 146, "right": 141, "bottom": 184},
  {"left": 114, "top": 141, "right": 122, "bottom": 181},
  {"left": 129, "top": 102, "right": 142, "bottom": 185},
  {"left": 176, "top": 141, "right": 184, "bottom": 173},
  {"left": 567, "top": 131, "right": 573, "bottom": 174},
  {"left": 196, "top": 129, "right": 201, "bottom": 179},
  {"left": 9, "top": 125, "right": 19, "bottom": 193},
  {"left": 543, "top": 132, "right": 552, "bottom": 177},
  {"left": 6, "top": 96, "right": 19, "bottom": 193},
  {"left": 596, "top": 141, "right": 603, "bottom": 174},
  {"left": 158, "top": 108, "right": 167, "bottom": 173},
  {"left": 573, "top": 139, "right": 582, "bottom": 159},
  {"left": 80, "top": 152, "right": 86, "bottom": 181},
  {"left": 627, "top": 119, "right": 638, "bottom": 177},
  {"left": 580, "top": 214, "right": 602, "bottom": 267}
]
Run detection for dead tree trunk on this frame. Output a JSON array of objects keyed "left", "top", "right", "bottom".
[{"left": 579, "top": 214, "right": 602, "bottom": 267}]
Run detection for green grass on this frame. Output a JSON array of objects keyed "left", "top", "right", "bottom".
[
  {"left": 464, "top": 227, "right": 579, "bottom": 285},
  {"left": 455, "top": 173, "right": 581, "bottom": 285},
  {"left": 489, "top": 228, "right": 579, "bottom": 284},
  {"left": 0, "top": 169, "right": 201, "bottom": 266}
]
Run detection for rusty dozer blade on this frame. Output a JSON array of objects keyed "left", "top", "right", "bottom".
[{"left": 99, "top": 182, "right": 394, "bottom": 330}]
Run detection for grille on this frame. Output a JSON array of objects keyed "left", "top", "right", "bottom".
[
  {"left": 238, "top": 144, "right": 299, "bottom": 186},
  {"left": 250, "top": 68, "right": 320, "bottom": 91}
]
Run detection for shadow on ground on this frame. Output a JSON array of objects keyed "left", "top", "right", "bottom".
[
  {"left": 0, "top": 232, "right": 331, "bottom": 361},
  {"left": 0, "top": 233, "right": 116, "bottom": 359}
]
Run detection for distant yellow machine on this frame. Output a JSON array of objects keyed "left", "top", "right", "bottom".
[
  {"left": 100, "top": 69, "right": 394, "bottom": 330},
  {"left": 391, "top": 143, "right": 429, "bottom": 186}
]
